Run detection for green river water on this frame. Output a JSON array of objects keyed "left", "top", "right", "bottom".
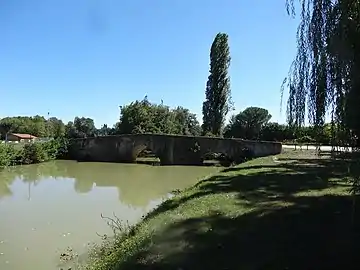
[{"left": 0, "top": 160, "right": 219, "bottom": 270}]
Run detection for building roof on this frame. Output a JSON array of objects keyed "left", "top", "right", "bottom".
[{"left": 10, "top": 133, "right": 37, "bottom": 139}]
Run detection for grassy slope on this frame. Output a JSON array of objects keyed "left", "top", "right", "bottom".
[{"left": 86, "top": 150, "right": 359, "bottom": 270}]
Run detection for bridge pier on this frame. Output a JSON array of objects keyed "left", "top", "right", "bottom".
[
  {"left": 117, "top": 138, "right": 138, "bottom": 163},
  {"left": 163, "top": 154, "right": 203, "bottom": 166},
  {"left": 160, "top": 151, "right": 203, "bottom": 166},
  {"left": 159, "top": 141, "right": 174, "bottom": 165}
]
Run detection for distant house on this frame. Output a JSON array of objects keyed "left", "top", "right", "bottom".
[{"left": 7, "top": 133, "right": 37, "bottom": 143}]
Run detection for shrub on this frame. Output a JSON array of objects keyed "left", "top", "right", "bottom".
[
  {"left": 203, "top": 132, "right": 218, "bottom": 137},
  {"left": 55, "top": 137, "right": 70, "bottom": 158},
  {"left": 22, "top": 143, "right": 48, "bottom": 164},
  {"left": 41, "top": 139, "right": 59, "bottom": 159},
  {"left": 296, "top": 136, "right": 316, "bottom": 144},
  {"left": 0, "top": 138, "right": 69, "bottom": 168},
  {"left": 0, "top": 144, "right": 22, "bottom": 167}
]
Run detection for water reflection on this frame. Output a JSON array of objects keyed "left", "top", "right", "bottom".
[
  {"left": 0, "top": 176, "right": 12, "bottom": 199},
  {"left": 0, "top": 161, "right": 218, "bottom": 270},
  {"left": 0, "top": 160, "right": 218, "bottom": 207}
]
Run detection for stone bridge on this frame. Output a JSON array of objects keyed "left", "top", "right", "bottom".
[{"left": 68, "top": 134, "right": 282, "bottom": 165}]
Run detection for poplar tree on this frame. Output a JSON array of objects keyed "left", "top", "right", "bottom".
[{"left": 202, "top": 32, "right": 232, "bottom": 136}]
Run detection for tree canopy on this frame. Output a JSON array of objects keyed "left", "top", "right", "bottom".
[
  {"left": 64, "top": 117, "right": 97, "bottom": 138},
  {"left": 224, "top": 107, "right": 272, "bottom": 140},
  {"left": 115, "top": 97, "right": 201, "bottom": 136},
  {"left": 0, "top": 116, "right": 65, "bottom": 138}
]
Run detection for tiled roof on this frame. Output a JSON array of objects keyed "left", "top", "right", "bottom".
[{"left": 10, "top": 133, "right": 37, "bottom": 139}]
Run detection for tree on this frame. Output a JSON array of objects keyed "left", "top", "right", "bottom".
[
  {"left": 31, "top": 115, "right": 47, "bottom": 137},
  {"left": 0, "top": 122, "right": 14, "bottom": 142},
  {"left": 260, "top": 122, "right": 287, "bottom": 141},
  {"left": 47, "top": 117, "right": 65, "bottom": 138},
  {"left": 73, "top": 117, "right": 96, "bottom": 138},
  {"left": 98, "top": 124, "right": 113, "bottom": 136},
  {"left": 224, "top": 107, "right": 271, "bottom": 140},
  {"left": 0, "top": 116, "right": 55, "bottom": 138},
  {"left": 115, "top": 97, "right": 175, "bottom": 134},
  {"left": 173, "top": 106, "right": 201, "bottom": 136},
  {"left": 63, "top": 117, "right": 96, "bottom": 139},
  {"left": 65, "top": 121, "right": 77, "bottom": 138},
  {"left": 202, "top": 32, "right": 232, "bottom": 136},
  {"left": 114, "top": 97, "right": 200, "bottom": 136},
  {"left": 283, "top": 0, "right": 360, "bottom": 146}
]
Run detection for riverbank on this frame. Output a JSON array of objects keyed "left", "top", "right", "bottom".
[{"left": 84, "top": 150, "right": 359, "bottom": 270}]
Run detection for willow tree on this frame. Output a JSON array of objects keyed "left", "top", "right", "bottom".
[{"left": 282, "top": 0, "right": 360, "bottom": 146}]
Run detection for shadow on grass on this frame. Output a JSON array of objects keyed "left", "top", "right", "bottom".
[
  {"left": 114, "top": 155, "right": 360, "bottom": 270},
  {"left": 144, "top": 155, "right": 356, "bottom": 221}
]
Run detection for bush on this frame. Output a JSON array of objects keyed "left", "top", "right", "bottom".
[
  {"left": 296, "top": 136, "right": 316, "bottom": 144},
  {"left": 55, "top": 137, "right": 70, "bottom": 158},
  {"left": 0, "top": 138, "right": 68, "bottom": 168},
  {"left": 0, "top": 144, "right": 22, "bottom": 167},
  {"left": 22, "top": 143, "right": 48, "bottom": 164},
  {"left": 203, "top": 132, "right": 218, "bottom": 137}
]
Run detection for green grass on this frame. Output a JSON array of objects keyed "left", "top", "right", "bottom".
[{"left": 84, "top": 150, "right": 360, "bottom": 270}]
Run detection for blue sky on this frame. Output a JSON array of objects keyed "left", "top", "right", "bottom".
[{"left": 0, "top": 0, "right": 299, "bottom": 127}]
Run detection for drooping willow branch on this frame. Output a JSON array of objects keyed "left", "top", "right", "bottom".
[{"left": 282, "top": 0, "right": 360, "bottom": 145}]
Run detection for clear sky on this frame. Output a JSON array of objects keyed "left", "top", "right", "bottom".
[{"left": 0, "top": 0, "right": 299, "bottom": 128}]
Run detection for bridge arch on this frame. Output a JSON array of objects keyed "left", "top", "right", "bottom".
[
  {"left": 201, "top": 151, "right": 233, "bottom": 167},
  {"left": 133, "top": 144, "right": 161, "bottom": 165},
  {"left": 198, "top": 140, "right": 254, "bottom": 166}
]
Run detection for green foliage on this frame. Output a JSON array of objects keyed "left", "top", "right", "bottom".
[
  {"left": 225, "top": 107, "right": 272, "bottom": 139},
  {"left": 202, "top": 32, "right": 232, "bottom": 136},
  {"left": 114, "top": 97, "right": 201, "bottom": 136},
  {"left": 64, "top": 117, "right": 97, "bottom": 138},
  {"left": 0, "top": 138, "right": 68, "bottom": 168},
  {"left": 47, "top": 117, "right": 66, "bottom": 138},
  {"left": 0, "top": 116, "right": 65, "bottom": 138},
  {"left": 296, "top": 136, "right": 316, "bottom": 144},
  {"left": 41, "top": 138, "right": 69, "bottom": 159},
  {"left": 0, "top": 144, "right": 22, "bottom": 167},
  {"left": 0, "top": 122, "right": 13, "bottom": 135},
  {"left": 65, "top": 121, "right": 77, "bottom": 138},
  {"left": 116, "top": 97, "right": 175, "bottom": 134},
  {"left": 0, "top": 114, "right": 109, "bottom": 140},
  {"left": 74, "top": 117, "right": 96, "bottom": 138},
  {"left": 260, "top": 122, "right": 293, "bottom": 141},
  {"left": 222, "top": 106, "right": 339, "bottom": 144},
  {"left": 97, "top": 124, "right": 113, "bottom": 136},
  {"left": 172, "top": 106, "right": 201, "bottom": 136},
  {"left": 0, "top": 122, "right": 14, "bottom": 142},
  {"left": 283, "top": 0, "right": 360, "bottom": 146},
  {"left": 22, "top": 143, "right": 48, "bottom": 164},
  {"left": 203, "top": 131, "right": 217, "bottom": 137},
  {"left": 0, "top": 115, "right": 96, "bottom": 140}
]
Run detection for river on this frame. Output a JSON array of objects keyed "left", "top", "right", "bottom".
[{"left": 0, "top": 160, "right": 219, "bottom": 270}]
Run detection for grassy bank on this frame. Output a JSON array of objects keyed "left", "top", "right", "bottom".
[
  {"left": 85, "top": 150, "right": 359, "bottom": 270},
  {"left": 0, "top": 138, "right": 68, "bottom": 168}
]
